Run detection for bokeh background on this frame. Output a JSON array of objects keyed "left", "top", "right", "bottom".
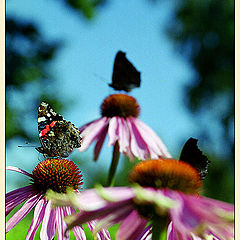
[{"left": 6, "top": 0, "right": 234, "bottom": 239}]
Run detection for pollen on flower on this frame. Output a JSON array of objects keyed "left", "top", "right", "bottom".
[
  {"left": 129, "top": 159, "right": 202, "bottom": 194},
  {"left": 101, "top": 94, "right": 140, "bottom": 118},
  {"left": 31, "top": 158, "right": 83, "bottom": 193}
]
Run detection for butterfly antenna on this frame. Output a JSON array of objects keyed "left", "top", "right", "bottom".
[
  {"left": 93, "top": 73, "right": 108, "bottom": 83},
  {"left": 18, "top": 142, "right": 38, "bottom": 148}
]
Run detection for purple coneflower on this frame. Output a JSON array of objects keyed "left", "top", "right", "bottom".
[
  {"left": 78, "top": 94, "right": 171, "bottom": 185},
  {"left": 49, "top": 159, "right": 234, "bottom": 240},
  {"left": 6, "top": 158, "right": 110, "bottom": 240}
]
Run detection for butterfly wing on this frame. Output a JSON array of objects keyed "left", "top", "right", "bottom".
[
  {"left": 37, "top": 102, "right": 64, "bottom": 156},
  {"left": 179, "top": 138, "right": 210, "bottom": 179},
  {"left": 36, "top": 102, "right": 82, "bottom": 158},
  {"left": 110, "top": 51, "right": 141, "bottom": 92}
]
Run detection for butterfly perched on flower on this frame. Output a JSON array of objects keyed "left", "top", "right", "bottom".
[
  {"left": 36, "top": 102, "right": 82, "bottom": 158},
  {"left": 179, "top": 137, "right": 210, "bottom": 180},
  {"left": 109, "top": 51, "right": 141, "bottom": 92}
]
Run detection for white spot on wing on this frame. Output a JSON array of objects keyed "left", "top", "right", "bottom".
[
  {"left": 50, "top": 109, "right": 57, "bottom": 116},
  {"left": 38, "top": 116, "right": 47, "bottom": 123}
]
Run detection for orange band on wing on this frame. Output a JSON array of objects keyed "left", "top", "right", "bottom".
[{"left": 40, "top": 121, "right": 57, "bottom": 137}]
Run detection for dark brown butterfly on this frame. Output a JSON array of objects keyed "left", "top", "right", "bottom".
[
  {"left": 36, "top": 102, "right": 82, "bottom": 158},
  {"left": 109, "top": 51, "right": 141, "bottom": 92},
  {"left": 179, "top": 138, "right": 210, "bottom": 180}
]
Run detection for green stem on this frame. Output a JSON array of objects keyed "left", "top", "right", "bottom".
[
  {"left": 107, "top": 142, "right": 120, "bottom": 186},
  {"left": 152, "top": 216, "right": 167, "bottom": 240}
]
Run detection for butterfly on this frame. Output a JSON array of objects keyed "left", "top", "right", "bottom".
[
  {"left": 36, "top": 102, "right": 82, "bottom": 158},
  {"left": 109, "top": 51, "right": 141, "bottom": 92},
  {"left": 179, "top": 138, "right": 210, "bottom": 180}
]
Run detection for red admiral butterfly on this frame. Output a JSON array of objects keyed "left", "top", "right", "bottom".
[
  {"left": 36, "top": 102, "right": 82, "bottom": 158},
  {"left": 109, "top": 51, "right": 141, "bottom": 92},
  {"left": 179, "top": 138, "right": 210, "bottom": 180}
]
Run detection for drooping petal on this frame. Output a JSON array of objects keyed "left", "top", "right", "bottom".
[
  {"left": 117, "top": 210, "right": 148, "bottom": 240},
  {"left": 79, "top": 117, "right": 109, "bottom": 152},
  {"left": 118, "top": 117, "right": 130, "bottom": 153},
  {"left": 87, "top": 220, "right": 111, "bottom": 240},
  {"left": 66, "top": 201, "right": 133, "bottom": 232},
  {"left": 79, "top": 119, "right": 100, "bottom": 133},
  {"left": 65, "top": 207, "right": 86, "bottom": 240},
  {"left": 126, "top": 118, "right": 150, "bottom": 160},
  {"left": 26, "top": 198, "right": 47, "bottom": 240},
  {"left": 108, "top": 117, "right": 119, "bottom": 146},
  {"left": 6, "top": 185, "right": 37, "bottom": 215},
  {"left": 132, "top": 117, "right": 172, "bottom": 158},
  {"left": 165, "top": 190, "right": 234, "bottom": 240},
  {"left": 167, "top": 222, "right": 184, "bottom": 240},
  {"left": 137, "top": 225, "right": 152, "bottom": 240},
  {"left": 55, "top": 207, "right": 69, "bottom": 240},
  {"left": 89, "top": 205, "right": 134, "bottom": 235},
  {"left": 6, "top": 166, "right": 33, "bottom": 177},
  {"left": 64, "top": 187, "right": 135, "bottom": 212},
  {"left": 94, "top": 124, "right": 108, "bottom": 161},
  {"left": 6, "top": 193, "right": 43, "bottom": 232},
  {"left": 40, "top": 201, "right": 56, "bottom": 240}
]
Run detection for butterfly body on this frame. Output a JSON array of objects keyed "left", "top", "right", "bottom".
[
  {"left": 109, "top": 51, "right": 141, "bottom": 92},
  {"left": 36, "top": 102, "right": 82, "bottom": 158}
]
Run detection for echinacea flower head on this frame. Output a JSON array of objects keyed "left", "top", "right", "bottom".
[
  {"left": 79, "top": 94, "right": 171, "bottom": 161},
  {"left": 6, "top": 158, "right": 110, "bottom": 240},
  {"left": 50, "top": 158, "right": 234, "bottom": 240}
]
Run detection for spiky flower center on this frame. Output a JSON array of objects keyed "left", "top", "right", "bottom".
[
  {"left": 129, "top": 159, "right": 202, "bottom": 194},
  {"left": 31, "top": 158, "right": 83, "bottom": 193},
  {"left": 101, "top": 94, "right": 140, "bottom": 118}
]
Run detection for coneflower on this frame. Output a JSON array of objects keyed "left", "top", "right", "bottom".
[
  {"left": 78, "top": 94, "right": 171, "bottom": 185},
  {"left": 6, "top": 158, "right": 110, "bottom": 240},
  {"left": 50, "top": 158, "right": 234, "bottom": 240}
]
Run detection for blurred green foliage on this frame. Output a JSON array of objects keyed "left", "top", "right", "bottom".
[
  {"left": 6, "top": 0, "right": 106, "bottom": 142},
  {"left": 6, "top": 17, "right": 63, "bottom": 141},
  {"left": 63, "top": 0, "right": 106, "bottom": 19},
  {"left": 168, "top": 0, "right": 234, "bottom": 163}
]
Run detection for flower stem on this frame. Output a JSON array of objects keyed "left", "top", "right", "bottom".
[
  {"left": 152, "top": 216, "right": 167, "bottom": 240},
  {"left": 107, "top": 142, "right": 120, "bottom": 186}
]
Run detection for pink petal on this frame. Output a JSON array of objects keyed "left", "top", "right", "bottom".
[
  {"left": 40, "top": 201, "right": 56, "bottom": 240},
  {"left": 132, "top": 118, "right": 172, "bottom": 158},
  {"left": 126, "top": 118, "right": 149, "bottom": 159},
  {"left": 67, "top": 202, "right": 133, "bottom": 231},
  {"left": 75, "top": 187, "right": 135, "bottom": 211},
  {"left": 166, "top": 190, "right": 234, "bottom": 239},
  {"left": 199, "top": 196, "right": 234, "bottom": 212},
  {"left": 79, "top": 119, "right": 101, "bottom": 132},
  {"left": 167, "top": 221, "right": 192, "bottom": 240},
  {"left": 117, "top": 210, "right": 148, "bottom": 240},
  {"left": 87, "top": 220, "right": 111, "bottom": 240},
  {"left": 65, "top": 207, "right": 86, "bottom": 240},
  {"left": 94, "top": 125, "right": 108, "bottom": 161},
  {"left": 167, "top": 222, "right": 180, "bottom": 240},
  {"left": 26, "top": 198, "right": 47, "bottom": 240},
  {"left": 6, "top": 186, "right": 36, "bottom": 215},
  {"left": 124, "top": 146, "right": 135, "bottom": 161},
  {"left": 55, "top": 207, "right": 68, "bottom": 240},
  {"left": 137, "top": 225, "right": 152, "bottom": 240},
  {"left": 6, "top": 185, "right": 34, "bottom": 202},
  {"left": 79, "top": 117, "right": 109, "bottom": 151},
  {"left": 130, "top": 118, "right": 160, "bottom": 158},
  {"left": 108, "top": 117, "right": 119, "bottom": 146},
  {"left": 72, "top": 227, "right": 86, "bottom": 240},
  {"left": 6, "top": 166, "right": 32, "bottom": 177},
  {"left": 6, "top": 193, "right": 42, "bottom": 232},
  {"left": 118, "top": 117, "right": 130, "bottom": 153}
]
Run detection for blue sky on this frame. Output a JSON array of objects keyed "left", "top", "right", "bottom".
[{"left": 6, "top": 0, "right": 221, "bottom": 190}]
